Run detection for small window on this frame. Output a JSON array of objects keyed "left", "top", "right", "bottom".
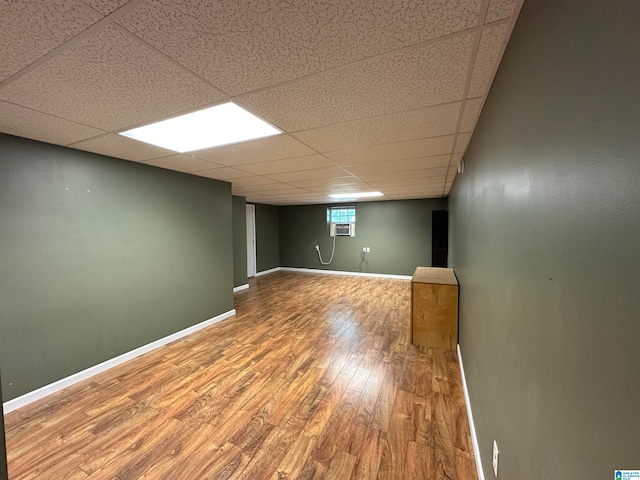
[{"left": 329, "top": 206, "right": 356, "bottom": 223}]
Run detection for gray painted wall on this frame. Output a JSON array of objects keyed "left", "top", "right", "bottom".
[
  {"left": 232, "top": 195, "right": 248, "bottom": 287},
  {"left": 0, "top": 134, "right": 234, "bottom": 400},
  {"left": 279, "top": 199, "right": 447, "bottom": 276},
  {"left": 448, "top": 0, "right": 640, "bottom": 478},
  {"left": 254, "top": 203, "right": 280, "bottom": 272}
]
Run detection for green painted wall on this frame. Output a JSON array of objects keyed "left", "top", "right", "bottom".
[
  {"left": 232, "top": 195, "right": 248, "bottom": 287},
  {"left": 448, "top": 0, "right": 640, "bottom": 478},
  {"left": 279, "top": 199, "right": 446, "bottom": 276},
  {"left": 0, "top": 133, "right": 234, "bottom": 401},
  {"left": 254, "top": 203, "right": 280, "bottom": 273}
]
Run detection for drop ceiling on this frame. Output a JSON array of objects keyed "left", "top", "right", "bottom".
[{"left": 0, "top": 0, "right": 523, "bottom": 205}]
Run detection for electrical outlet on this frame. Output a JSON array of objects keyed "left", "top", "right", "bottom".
[
  {"left": 362, "top": 247, "right": 367, "bottom": 252},
  {"left": 366, "top": 247, "right": 371, "bottom": 252},
  {"left": 492, "top": 440, "right": 499, "bottom": 477}
]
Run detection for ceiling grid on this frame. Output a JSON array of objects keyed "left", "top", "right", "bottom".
[{"left": 0, "top": 0, "right": 524, "bottom": 205}]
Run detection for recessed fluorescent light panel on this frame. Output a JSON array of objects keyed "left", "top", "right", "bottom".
[
  {"left": 329, "top": 192, "right": 384, "bottom": 199},
  {"left": 119, "top": 102, "right": 281, "bottom": 153}
]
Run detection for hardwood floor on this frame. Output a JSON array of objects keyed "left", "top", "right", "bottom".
[{"left": 4, "top": 271, "right": 478, "bottom": 479}]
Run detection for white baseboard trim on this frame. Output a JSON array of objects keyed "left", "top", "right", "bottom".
[
  {"left": 280, "top": 266, "right": 412, "bottom": 280},
  {"left": 252, "top": 266, "right": 411, "bottom": 280},
  {"left": 458, "top": 344, "right": 485, "bottom": 480},
  {"left": 3, "top": 309, "right": 236, "bottom": 413},
  {"left": 233, "top": 284, "right": 249, "bottom": 292},
  {"left": 255, "top": 267, "right": 281, "bottom": 277}
]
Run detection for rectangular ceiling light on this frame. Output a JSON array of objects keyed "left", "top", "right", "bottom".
[
  {"left": 119, "top": 102, "right": 281, "bottom": 153},
  {"left": 329, "top": 192, "right": 384, "bottom": 199}
]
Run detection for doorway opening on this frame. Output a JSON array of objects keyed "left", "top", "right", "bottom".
[{"left": 246, "top": 204, "right": 256, "bottom": 278}]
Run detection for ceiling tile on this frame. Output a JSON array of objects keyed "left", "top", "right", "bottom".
[
  {"left": 142, "top": 155, "right": 221, "bottom": 173},
  {"left": 358, "top": 167, "right": 449, "bottom": 182},
  {"left": 230, "top": 176, "right": 280, "bottom": 187},
  {"left": 192, "top": 167, "right": 253, "bottom": 181},
  {"left": 294, "top": 103, "right": 461, "bottom": 152},
  {"left": 239, "top": 34, "right": 474, "bottom": 131},
  {"left": 0, "top": 0, "right": 521, "bottom": 206},
  {"left": 294, "top": 193, "right": 335, "bottom": 203},
  {"left": 79, "top": 0, "right": 129, "bottom": 16},
  {"left": 455, "top": 133, "right": 472, "bottom": 153},
  {"left": 288, "top": 177, "right": 362, "bottom": 188},
  {"left": 0, "top": 1, "right": 102, "bottom": 82},
  {"left": 325, "top": 136, "right": 455, "bottom": 165},
  {"left": 366, "top": 176, "right": 449, "bottom": 188},
  {"left": 233, "top": 183, "right": 296, "bottom": 193},
  {"left": 70, "top": 133, "right": 174, "bottom": 162},
  {"left": 387, "top": 192, "right": 443, "bottom": 200},
  {"left": 235, "top": 154, "right": 335, "bottom": 175},
  {"left": 468, "top": 23, "right": 509, "bottom": 98},
  {"left": 285, "top": 197, "right": 335, "bottom": 205},
  {"left": 485, "top": 0, "right": 520, "bottom": 23},
  {"left": 239, "top": 185, "right": 318, "bottom": 198},
  {"left": 118, "top": 0, "right": 481, "bottom": 95},
  {"left": 380, "top": 184, "right": 445, "bottom": 193},
  {"left": 248, "top": 187, "right": 312, "bottom": 196},
  {"left": 266, "top": 167, "right": 352, "bottom": 183},
  {"left": 345, "top": 155, "right": 451, "bottom": 175},
  {"left": 385, "top": 190, "right": 443, "bottom": 199},
  {"left": 194, "top": 134, "right": 316, "bottom": 166},
  {"left": 0, "top": 25, "right": 225, "bottom": 131},
  {"left": 0, "top": 101, "right": 105, "bottom": 146},
  {"left": 309, "top": 183, "right": 373, "bottom": 194},
  {"left": 279, "top": 192, "right": 324, "bottom": 198},
  {"left": 254, "top": 196, "right": 294, "bottom": 204},
  {"left": 460, "top": 97, "right": 483, "bottom": 132}
]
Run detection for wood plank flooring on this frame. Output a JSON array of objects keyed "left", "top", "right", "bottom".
[{"left": 4, "top": 271, "right": 479, "bottom": 479}]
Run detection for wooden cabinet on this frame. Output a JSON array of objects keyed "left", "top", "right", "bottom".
[{"left": 411, "top": 267, "right": 459, "bottom": 351}]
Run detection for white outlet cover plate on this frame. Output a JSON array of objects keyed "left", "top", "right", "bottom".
[{"left": 492, "top": 440, "right": 499, "bottom": 477}]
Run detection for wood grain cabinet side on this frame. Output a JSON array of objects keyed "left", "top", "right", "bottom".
[{"left": 411, "top": 267, "right": 459, "bottom": 351}]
